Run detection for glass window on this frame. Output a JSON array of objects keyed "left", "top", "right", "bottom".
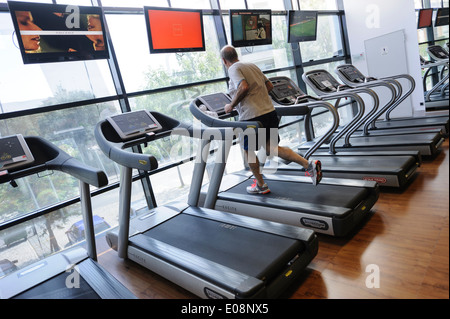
[
  {"left": 299, "top": 0, "right": 337, "bottom": 10},
  {"left": 2, "top": 0, "right": 53, "bottom": 3},
  {"left": 0, "top": 101, "right": 122, "bottom": 221},
  {"left": 246, "top": 0, "right": 285, "bottom": 10},
  {"left": 0, "top": 181, "right": 144, "bottom": 277},
  {"left": 55, "top": 0, "right": 94, "bottom": 5},
  {"left": 218, "top": 0, "right": 246, "bottom": 10},
  {"left": 223, "top": 14, "right": 294, "bottom": 71},
  {"left": 100, "top": 0, "right": 168, "bottom": 7},
  {"left": 414, "top": 0, "right": 423, "bottom": 8},
  {"left": 170, "top": 0, "right": 211, "bottom": 9},
  {"left": 150, "top": 161, "right": 195, "bottom": 206},
  {"left": 106, "top": 13, "right": 225, "bottom": 93},
  {"left": 430, "top": 0, "right": 442, "bottom": 7},
  {"left": 434, "top": 24, "right": 449, "bottom": 42},
  {"left": 129, "top": 81, "right": 227, "bottom": 124},
  {"left": 0, "top": 13, "right": 116, "bottom": 114},
  {"left": 299, "top": 14, "right": 343, "bottom": 62}
]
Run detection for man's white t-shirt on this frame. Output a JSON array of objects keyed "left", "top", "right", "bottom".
[{"left": 227, "top": 61, "right": 275, "bottom": 121}]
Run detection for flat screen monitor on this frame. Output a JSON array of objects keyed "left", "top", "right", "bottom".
[
  {"left": 230, "top": 9, "right": 272, "bottom": 48},
  {"left": 417, "top": 8, "right": 433, "bottom": 28},
  {"left": 144, "top": 6, "right": 205, "bottom": 54},
  {"left": 287, "top": 10, "right": 318, "bottom": 43},
  {"left": 435, "top": 7, "right": 449, "bottom": 27},
  {"left": 8, "top": 1, "right": 109, "bottom": 64}
]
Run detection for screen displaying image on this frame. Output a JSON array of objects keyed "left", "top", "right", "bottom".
[
  {"left": 230, "top": 9, "right": 272, "bottom": 48},
  {"left": 435, "top": 7, "right": 449, "bottom": 27},
  {"left": 417, "top": 8, "right": 433, "bottom": 28},
  {"left": 8, "top": 1, "right": 109, "bottom": 64},
  {"left": 144, "top": 7, "right": 205, "bottom": 54},
  {"left": 287, "top": 11, "right": 318, "bottom": 43}
]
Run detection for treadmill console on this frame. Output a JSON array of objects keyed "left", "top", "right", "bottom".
[
  {"left": 427, "top": 45, "right": 449, "bottom": 61},
  {"left": 338, "top": 65, "right": 366, "bottom": 83},
  {"left": 197, "top": 92, "right": 232, "bottom": 116},
  {"left": 307, "top": 71, "right": 345, "bottom": 93},
  {"left": 106, "top": 110, "right": 163, "bottom": 140},
  {"left": 0, "top": 134, "right": 34, "bottom": 171},
  {"left": 269, "top": 78, "right": 307, "bottom": 105}
]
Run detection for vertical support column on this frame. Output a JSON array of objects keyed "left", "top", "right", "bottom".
[
  {"left": 118, "top": 166, "right": 133, "bottom": 259},
  {"left": 80, "top": 181, "right": 97, "bottom": 261},
  {"left": 187, "top": 139, "right": 211, "bottom": 207},
  {"left": 204, "top": 138, "right": 232, "bottom": 209}
]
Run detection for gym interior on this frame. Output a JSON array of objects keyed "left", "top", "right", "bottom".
[{"left": 0, "top": 0, "right": 448, "bottom": 306}]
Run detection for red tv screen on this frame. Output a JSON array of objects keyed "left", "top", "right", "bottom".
[
  {"left": 144, "top": 7, "right": 205, "bottom": 54},
  {"left": 418, "top": 8, "right": 433, "bottom": 28}
]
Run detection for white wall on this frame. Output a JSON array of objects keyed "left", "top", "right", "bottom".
[{"left": 343, "top": 0, "right": 425, "bottom": 117}]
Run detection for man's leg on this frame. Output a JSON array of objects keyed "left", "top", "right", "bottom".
[{"left": 244, "top": 149, "right": 265, "bottom": 186}]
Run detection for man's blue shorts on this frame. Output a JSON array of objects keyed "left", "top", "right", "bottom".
[{"left": 242, "top": 110, "right": 280, "bottom": 151}]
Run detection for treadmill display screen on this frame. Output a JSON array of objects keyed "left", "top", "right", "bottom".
[
  {"left": 428, "top": 46, "right": 449, "bottom": 60},
  {"left": 309, "top": 73, "right": 339, "bottom": 92},
  {"left": 339, "top": 66, "right": 365, "bottom": 83},
  {"left": 0, "top": 135, "right": 34, "bottom": 170},
  {"left": 271, "top": 82, "right": 299, "bottom": 99},
  {"left": 198, "top": 93, "right": 231, "bottom": 113},
  {"left": 107, "top": 110, "right": 162, "bottom": 139}
]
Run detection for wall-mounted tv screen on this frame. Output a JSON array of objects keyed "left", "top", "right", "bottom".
[
  {"left": 287, "top": 10, "right": 318, "bottom": 43},
  {"left": 8, "top": 1, "right": 109, "bottom": 64},
  {"left": 230, "top": 9, "right": 272, "bottom": 48},
  {"left": 417, "top": 8, "right": 433, "bottom": 28},
  {"left": 435, "top": 7, "right": 449, "bottom": 27},
  {"left": 144, "top": 6, "right": 205, "bottom": 54}
]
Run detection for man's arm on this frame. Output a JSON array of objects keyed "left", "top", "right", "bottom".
[
  {"left": 225, "top": 80, "right": 249, "bottom": 113},
  {"left": 265, "top": 80, "right": 274, "bottom": 93}
]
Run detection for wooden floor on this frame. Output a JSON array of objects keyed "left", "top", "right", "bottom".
[{"left": 97, "top": 136, "right": 449, "bottom": 300}]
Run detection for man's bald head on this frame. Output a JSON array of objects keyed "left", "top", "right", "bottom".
[{"left": 220, "top": 45, "right": 239, "bottom": 63}]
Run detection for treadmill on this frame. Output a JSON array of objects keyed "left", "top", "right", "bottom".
[
  {"left": 0, "top": 135, "right": 136, "bottom": 299},
  {"left": 335, "top": 64, "right": 447, "bottom": 137},
  {"left": 94, "top": 109, "right": 318, "bottom": 299},
  {"left": 424, "top": 45, "right": 449, "bottom": 106},
  {"left": 268, "top": 76, "right": 421, "bottom": 188},
  {"left": 190, "top": 93, "right": 380, "bottom": 237},
  {"left": 335, "top": 64, "right": 449, "bottom": 136},
  {"left": 299, "top": 70, "right": 445, "bottom": 158}
]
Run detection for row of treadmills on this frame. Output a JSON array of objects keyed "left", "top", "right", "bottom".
[{"left": 0, "top": 61, "right": 448, "bottom": 299}]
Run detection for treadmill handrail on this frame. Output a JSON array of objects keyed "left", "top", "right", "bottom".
[
  {"left": 276, "top": 100, "right": 340, "bottom": 159},
  {"left": 371, "top": 74, "right": 416, "bottom": 122},
  {"left": 302, "top": 70, "right": 367, "bottom": 154},
  {"left": 1, "top": 136, "right": 108, "bottom": 188},
  {"left": 335, "top": 65, "right": 397, "bottom": 136},
  {"left": 340, "top": 87, "right": 379, "bottom": 146},
  {"left": 191, "top": 92, "right": 339, "bottom": 159},
  {"left": 189, "top": 98, "right": 262, "bottom": 131}
]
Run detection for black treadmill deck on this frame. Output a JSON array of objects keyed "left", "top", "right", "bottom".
[
  {"left": 140, "top": 212, "right": 303, "bottom": 282},
  {"left": 225, "top": 179, "right": 369, "bottom": 212}
]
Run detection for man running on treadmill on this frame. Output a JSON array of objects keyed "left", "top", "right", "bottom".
[{"left": 221, "top": 45, "right": 322, "bottom": 194}]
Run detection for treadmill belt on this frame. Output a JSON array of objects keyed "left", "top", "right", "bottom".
[
  {"left": 227, "top": 180, "right": 369, "bottom": 209},
  {"left": 14, "top": 271, "right": 100, "bottom": 299},
  {"left": 143, "top": 213, "right": 302, "bottom": 281}
]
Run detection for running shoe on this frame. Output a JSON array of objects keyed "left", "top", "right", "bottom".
[
  {"left": 246, "top": 179, "right": 271, "bottom": 194},
  {"left": 306, "top": 160, "right": 322, "bottom": 186}
]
